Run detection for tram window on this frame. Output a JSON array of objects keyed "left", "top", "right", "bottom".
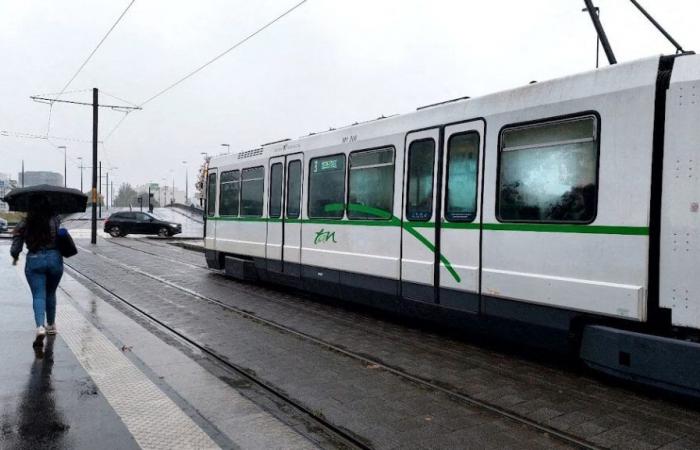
[
  {"left": 286, "top": 160, "right": 302, "bottom": 219},
  {"left": 269, "top": 163, "right": 283, "bottom": 218},
  {"left": 219, "top": 170, "right": 240, "bottom": 216},
  {"left": 406, "top": 139, "right": 435, "bottom": 221},
  {"left": 498, "top": 116, "right": 598, "bottom": 223},
  {"left": 446, "top": 133, "right": 479, "bottom": 222},
  {"left": 240, "top": 166, "right": 264, "bottom": 217},
  {"left": 348, "top": 147, "right": 394, "bottom": 220},
  {"left": 308, "top": 154, "right": 345, "bottom": 219},
  {"left": 207, "top": 173, "right": 217, "bottom": 217}
]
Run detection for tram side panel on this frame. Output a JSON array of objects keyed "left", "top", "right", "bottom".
[
  {"left": 479, "top": 58, "right": 659, "bottom": 331},
  {"left": 299, "top": 136, "right": 404, "bottom": 303},
  {"left": 660, "top": 54, "right": 700, "bottom": 331}
]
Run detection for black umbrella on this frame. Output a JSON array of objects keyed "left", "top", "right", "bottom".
[{"left": 3, "top": 184, "right": 88, "bottom": 214}]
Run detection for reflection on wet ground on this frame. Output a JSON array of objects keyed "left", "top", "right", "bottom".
[
  {"left": 0, "top": 246, "right": 139, "bottom": 450},
  {"left": 12, "top": 336, "right": 69, "bottom": 448}
]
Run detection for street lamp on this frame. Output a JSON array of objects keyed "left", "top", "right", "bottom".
[
  {"left": 77, "top": 157, "right": 84, "bottom": 192},
  {"left": 221, "top": 144, "right": 230, "bottom": 153},
  {"left": 170, "top": 169, "right": 175, "bottom": 205},
  {"left": 200, "top": 152, "right": 210, "bottom": 207},
  {"left": 58, "top": 145, "right": 67, "bottom": 187},
  {"left": 161, "top": 177, "right": 167, "bottom": 206},
  {"left": 107, "top": 167, "right": 118, "bottom": 210},
  {"left": 182, "top": 161, "right": 188, "bottom": 205}
]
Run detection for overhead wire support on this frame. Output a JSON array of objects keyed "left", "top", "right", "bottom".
[
  {"left": 30, "top": 96, "right": 142, "bottom": 112},
  {"left": 582, "top": 0, "right": 617, "bottom": 65},
  {"left": 628, "top": 0, "right": 688, "bottom": 54}
]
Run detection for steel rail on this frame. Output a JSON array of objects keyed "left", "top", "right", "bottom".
[
  {"left": 70, "top": 241, "right": 600, "bottom": 450},
  {"left": 64, "top": 259, "right": 372, "bottom": 450}
]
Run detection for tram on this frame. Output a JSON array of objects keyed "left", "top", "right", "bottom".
[{"left": 203, "top": 54, "right": 700, "bottom": 396}]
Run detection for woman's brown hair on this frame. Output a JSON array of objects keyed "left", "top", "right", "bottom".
[{"left": 24, "top": 195, "right": 54, "bottom": 252}]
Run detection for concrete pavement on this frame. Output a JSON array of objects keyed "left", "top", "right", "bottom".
[{"left": 0, "top": 242, "right": 322, "bottom": 449}]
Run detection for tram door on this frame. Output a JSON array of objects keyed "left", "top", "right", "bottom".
[
  {"left": 438, "top": 120, "right": 484, "bottom": 313},
  {"left": 204, "top": 168, "right": 218, "bottom": 250},
  {"left": 401, "top": 129, "right": 441, "bottom": 303},
  {"left": 266, "top": 154, "right": 304, "bottom": 277}
]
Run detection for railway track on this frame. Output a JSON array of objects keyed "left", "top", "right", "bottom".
[
  {"left": 64, "top": 255, "right": 371, "bottom": 450},
  {"left": 67, "top": 240, "right": 599, "bottom": 450}
]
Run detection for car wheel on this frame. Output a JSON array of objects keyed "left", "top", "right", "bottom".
[
  {"left": 157, "top": 227, "right": 170, "bottom": 237},
  {"left": 109, "top": 226, "right": 122, "bottom": 238}
]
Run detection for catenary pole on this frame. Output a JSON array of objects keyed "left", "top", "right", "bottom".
[{"left": 91, "top": 88, "right": 98, "bottom": 244}]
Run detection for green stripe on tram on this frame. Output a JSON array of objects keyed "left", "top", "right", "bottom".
[
  {"left": 209, "top": 203, "right": 648, "bottom": 284},
  {"left": 210, "top": 211, "right": 648, "bottom": 236}
]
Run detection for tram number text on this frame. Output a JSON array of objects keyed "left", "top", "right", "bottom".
[{"left": 342, "top": 135, "right": 358, "bottom": 144}]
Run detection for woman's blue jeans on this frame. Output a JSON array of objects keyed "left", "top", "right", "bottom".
[{"left": 24, "top": 249, "right": 63, "bottom": 327}]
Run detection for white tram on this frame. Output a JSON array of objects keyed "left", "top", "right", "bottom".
[{"left": 204, "top": 54, "right": 700, "bottom": 396}]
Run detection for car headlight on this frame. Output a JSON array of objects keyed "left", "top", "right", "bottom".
[{"left": 171, "top": 223, "right": 180, "bottom": 228}]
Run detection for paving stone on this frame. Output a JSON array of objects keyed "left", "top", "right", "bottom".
[{"left": 64, "top": 238, "right": 700, "bottom": 449}]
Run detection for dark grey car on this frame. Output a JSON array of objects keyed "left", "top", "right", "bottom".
[{"left": 104, "top": 212, "right": 181, "bottom": 237}]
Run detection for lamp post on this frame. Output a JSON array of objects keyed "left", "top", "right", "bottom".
[
  {"left": 77, "top": 157, "right": 84, "bottom": 192},
  {"left": 221, "top": 143, "right": 230, "bottom": 153},
  {"left": 200, "top": 152, "right": 209, "bottom": 207},
  {"left": 170, "top": 169, "right": 175, "bottom": 205},
  {"left": 58, "top": 145, "right": 67, "bottom": 187},
  {"left": 161, "top": 177, "right": 167, "bottom": 206},
  {"left": 182, "top": 161, "right": 188, "bottom": 205},
  {"left": 106, "top": 167, "right": 117, "bottom": 210}
]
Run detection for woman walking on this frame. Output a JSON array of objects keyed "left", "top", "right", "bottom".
[{"left": 10, "top": 195, "right": 63, "bottom": 343}]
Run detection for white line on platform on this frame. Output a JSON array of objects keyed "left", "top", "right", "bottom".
[{"left": 55, "top": 295, "right": 220, "bottom": 450}]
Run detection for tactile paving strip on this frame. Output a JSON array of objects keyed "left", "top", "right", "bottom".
[{"left": 56, "top": 301, "right": 220, "bottom": 450}]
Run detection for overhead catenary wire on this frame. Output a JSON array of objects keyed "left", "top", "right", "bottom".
[
  {"left": 103, "top": 0, "right": 308, "bottom": 142},
  {"left": 0, "top": 129, "right": 102, "bottom": 144},
  {"left": 104, "top": 111, "right": 131, "bottom": 141},
  {"left": 45, "top": 0, "right": 136, "bottom": 136},
  {"left": 56, "top": 0, "right": 136, "bottom": 98},
  {"left": 100, "top": 90, "right": 141, "bottom": 108},
  {"left": 139, "top": 0, "right": 308, "bottom": 107}
]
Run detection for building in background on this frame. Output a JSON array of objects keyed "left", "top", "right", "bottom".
[
  {"left": 18, "top": 171, "right": 63, "bottom": 187},
  {"left": 0, "top": 173, "right": 18, "bottom": 212}
]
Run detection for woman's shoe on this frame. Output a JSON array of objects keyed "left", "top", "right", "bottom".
[
  {"left": 46, "top": 325, "right": 57, "bottom": 335},
  {"left": 33, "top": 326, "right": 46, "bottom": 347}
]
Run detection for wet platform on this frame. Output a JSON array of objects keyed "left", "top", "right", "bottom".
[
  {"left": 0, "top": 245, "right": 317, "bottom": 450},
  {"left": 6, "top": 233, "right": 700, "bottom": 449}
]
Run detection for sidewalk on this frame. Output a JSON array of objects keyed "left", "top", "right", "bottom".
[
  {"left": 0, "top": 244, "right": 317, "bottom": 450},
  {"left": 0, "top": 256, "right": 140, "bottom": 449}
]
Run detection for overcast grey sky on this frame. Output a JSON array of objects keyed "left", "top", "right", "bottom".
[{"left": 1, "top": 0, "right": 698, "bottom": 194}]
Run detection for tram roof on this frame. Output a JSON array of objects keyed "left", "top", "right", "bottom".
[{"left": 210, "top": 55, "right": 664, "bottom": 167}]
